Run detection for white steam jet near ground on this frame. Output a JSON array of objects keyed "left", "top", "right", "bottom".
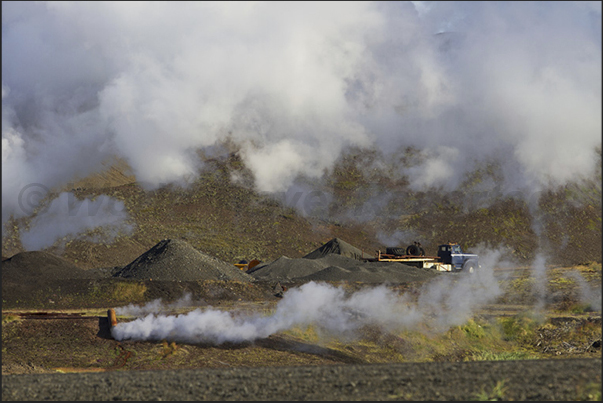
[
  {"left": 109, "top": 248, "right": 508, "bottom": 344},
  {"left": 111, "top": 244, "right": 602, "bottom": 345}
]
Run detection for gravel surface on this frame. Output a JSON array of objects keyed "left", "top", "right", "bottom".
[
  {"left": 3, "top": 238, "right": 600, "bottom": 401},
  {"left": 112, "top": 239, "right": 254, "bottom": 282},
  {"left": 3, "top": 359, "right": 600, "bottom": 401},
  {"left": 1, "top": 251, "right": 94, "bottom": 300},
  {"left": 249, "top": 253, "right": 442, "bottom": 283},
  {"left": 302, "top": 237, "right": 367, "bottom": 260},
  {"left": 1, "top": 251, "right": 91, "bottom": 281},
  {"left": 3, "top": 238, "right": 440, "bottom": 286},
  {"left": 248, "top": 255, "right": 331, "bottom": 281},
  {"left": 297, "top": 256, "right": 443, "bottom": 283}
]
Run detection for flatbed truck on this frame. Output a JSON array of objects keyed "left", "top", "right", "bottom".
[{"left": 368, "top": 242, "right": 480, "bottom": 273}]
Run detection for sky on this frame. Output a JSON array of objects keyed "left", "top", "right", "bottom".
[{"left": 2, "top": 1, "right": 601, "bottom": 244}]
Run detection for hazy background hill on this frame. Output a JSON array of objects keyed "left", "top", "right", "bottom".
[
  {"left": 2, "top": 146, "right": 600, "bottom": 270},
  {"left": 2, "top": 3, "right": 600, "bottom": 272}
]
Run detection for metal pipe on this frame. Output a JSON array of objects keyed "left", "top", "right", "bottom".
[{"left": 108, "top": 308, "right": 117, "bottom": 327}]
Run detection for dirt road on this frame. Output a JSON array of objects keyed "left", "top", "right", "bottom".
[{"left": 3, "top": 358, "right": 601, "bottom": 401}]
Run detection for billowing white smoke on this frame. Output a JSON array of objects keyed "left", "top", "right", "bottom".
[
  {"left": 566, "top": 270, "right": 602, "bottom": 312},
  {"left": 19, "top": 192, "right": 133, "bottom": 250},
  {"left": 116, "top": 293, "right": 197, "bottom": 318},
  {"left": 377, "top": 230, "right": 421, "bottom": 248},
  {"left": 530, "top": 252, "right": 549, "bottom": 312},
  {"left": 2, "top": 2, "right": 601, "bottom": 239},
  {"left": 111, "top": 282, "right": 417, "bottom": 344},
  {"left": 112, "top": 248, "right": 506, "bottom": 344}
]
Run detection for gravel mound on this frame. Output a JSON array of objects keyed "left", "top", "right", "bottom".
[
  {"left": 1, "top": 251, "right": 96, "bottom": 303},
  {"left": 1, "top": 251, "right": 90, "bottom": 282},
  {"left": 1, "top": 238, "right": 437, "bottom": 292},
  {"left": 247, "top": 256, "right": 326, "bottom": 281},
  {"left": 296, "top": 261, "right": 442, "bottom": 283},
  {"left": 112, "top": 239, "right": 254, "bottom": 282},
  {"left": 249, "top": 252, "right": 441, "bottom": 283},
  {"left": 303, "top": 237, "right": 366, "bottom": 260}
]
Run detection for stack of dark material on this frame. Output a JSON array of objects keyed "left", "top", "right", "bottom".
[
  {"left": 249, "top": 254, "right": 441, "bottom": 284},
  {"left": 302, "top": 238, "right": 366, "bottom": 260},
  {"left": 112, "top": 239, "right": 254, "bottom": 282},
  {"left": 249, "top": 238, "right": 442, "bottom": 284},
  {"left": 1, "top": 251, "right": 91, "bottom": 282},
  {"left": 1, "top": 251, "right": 94, "bottom": 303},
  {"left": 246, "top": 256, "right": 326, "bottom": 281},
  {"left": 294, "top": 255, "right": 440, "bottom": 283}
]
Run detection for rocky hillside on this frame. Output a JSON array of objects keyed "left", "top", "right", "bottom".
[{"left": 2, "top": 147, "right": 601, "bottom": 269}]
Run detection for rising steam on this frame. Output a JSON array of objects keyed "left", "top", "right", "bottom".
[
  {"left": 111, "top": 241, "right": 603, "bottom": 345},
  {"left": 19, "top": 192, "right": 133, "bottom": 250},
  {"left": 2, "top": 2, "right": 601, "bottom": 247},
  {"left": 112, "top": 247, "right": 507, "bottom": 344},
  {"left": 111, "top": 281, "right": 422, "bottom": 344}
]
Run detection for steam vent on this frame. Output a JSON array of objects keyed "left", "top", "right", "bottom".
[{"left": 108, "top": 308, "right": 117, "bottom": 328}]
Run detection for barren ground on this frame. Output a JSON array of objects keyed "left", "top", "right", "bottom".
[
  {"left": 2, "top": 264, "right": 602, "bottom": 400},
  {"left": 2, "top": 155, "right": 601, "bottom": 400}
]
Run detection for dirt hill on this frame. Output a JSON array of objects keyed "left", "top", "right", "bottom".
[
  {"left": 248, "top": 251, "right": 442, "bottom": 284},
  {"left": 1, "top": 148, "right": 601, "bottom": 270},
  {"left": 302, "top": 237, "right": 367, "bottom": 260},
  {"left": 112, "top": 239, "right": 254, "bottom": 282}
]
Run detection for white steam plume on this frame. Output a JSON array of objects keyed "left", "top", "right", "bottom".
[
  {"left": 112, "top": 247, "right": 507, "bottom": 344},
  {"left": 566, "top": 270, "right": 602, "bottom": 312},
  {"left": 376, "top": 230, "right": 421, "bottom": 248},
  {"left": 111, "top": 282, "right": 417, "bottom": 344},
  {"left": 19, "top": 192, "right": 133, "bottom": 250},
  {"left": 116, "top": 293, "right": 196, "bottom": 317},
  {"left": 3, "top": 2, "right": 601, "bottom": 232}
]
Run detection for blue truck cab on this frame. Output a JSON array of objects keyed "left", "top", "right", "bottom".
[{"left": 437, "top": 243, "right": 480, "bottom": 272}]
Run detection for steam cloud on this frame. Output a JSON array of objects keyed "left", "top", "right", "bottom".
[
  {"left": 110, "top": 281, "right": 445, "bottom": 344},
  {"left": 116, "top": 292, "right": 196, "bottom": 318},
  {"left": 19, "top": 192, "right": 133, "bottom": 251},
  {"left": 112, "top": 247, "right": 507, "bottom": 343},
  {"left": 111, "top": 243, "right": 602, "bottom": 344},
  {"left": 3, "top": 1, "right": 601, "bottom": 242},
  {"left": 566, "top": 269, "right": 602, "bottom": 312}
]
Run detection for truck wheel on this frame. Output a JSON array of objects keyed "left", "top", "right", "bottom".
[
  {"left": 462, "top": 261, "right": 476, "bottom": 273},
  {"left": 386, "top": 247, "right": 406, "bottom": 256},
  {"left": 406, "top": 244, "right": 420, "bottom": 256}
]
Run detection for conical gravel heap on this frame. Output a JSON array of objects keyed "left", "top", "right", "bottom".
[
  {"left": 2, "top": 251, "right": 90, "bottom": 281},
  {"left": 246, "top": 256, "right": 326, "bottom": 281},
  {"left": 112, "top": 239, "right": 254, "bottom": 282},
  {"left": 302, "top": 237, "right": 367, "bottom": 260},
  {"left": 294, "top": 257, "right": 442, "bottom": 283},
  {"left": 248, "top": 253, "right": 441, "bottom": 283}
]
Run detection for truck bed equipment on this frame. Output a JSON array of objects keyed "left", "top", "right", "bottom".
[{"left": 374, "top": 242, "right": 480, "bottom": 273}]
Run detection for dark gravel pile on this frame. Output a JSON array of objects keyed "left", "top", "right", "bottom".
[
  {"left": 2, "top": 238, "right": 439, "bottom": 291},
  {"left": 1, "top": 251, "right": 91, "bottom": 283},
  {"left": 302, "top": 237, "right": 367, "bottom": 260},
  {"left": 112, "top": 239, "right": 254, "bottom": 282},
  {"left": 247, "top": 256, "right": 327, "bottom": 281},
  {"left": 249, "top": 253, "right": 442, "bottom": 283},
  {"left": 1, "top": 251, "right": 98, "bottom": 304},
  {"left": 297, "top": 260, "right": 442, "bottom": 283}
]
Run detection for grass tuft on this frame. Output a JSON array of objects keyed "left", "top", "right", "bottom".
[
  {"left": 2, "top": 314, "right": 21, "bottom": 324},
  {"left": 110, "top": 282, "right": 147, "bottom": 301},
  {"left": 472, "top": 379, "right": 508, "bottom": 401},
  {"left": 497, "top": 313, "right": 540, "bottom": 344}
]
